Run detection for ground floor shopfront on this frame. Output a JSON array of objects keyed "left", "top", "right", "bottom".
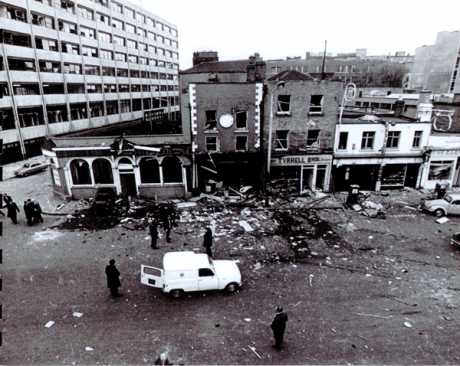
[
  {"left": 270, "top": 154, "right": 333, "bottom": 193},
  {"left": 332, "top": 157, "right": 424, "bottom": 192},
  {"left": 194, "top": 152, "right": 263, "bottom": 192},
  {"left": 43, "top": 137, "right": 191, "bottom": 200},
  {"left": 420, "top": 148, "right": 460, "bottom": 190}
]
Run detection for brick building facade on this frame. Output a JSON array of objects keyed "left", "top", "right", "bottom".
[{"left": 264, "top": 70, "right": 342, "bottom": 192}]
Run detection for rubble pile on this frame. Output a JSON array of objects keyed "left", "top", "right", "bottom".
[{"left": 57, "top": 198, "right": 174, "bottom": 231}]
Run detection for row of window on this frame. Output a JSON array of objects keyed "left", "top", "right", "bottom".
[
  {"left": 70, "top": 156, "right": 183, "bottom": 186},
  {"left": 277, "top": 94, "right": 324, "bottom": 115},
  {"left": 337, "top": 130, "right": 424, "bottom": 151},
  {"left": 205, "top": 136, "right": 249, "bottom": 152},
  {"left": 0, "top": 97, "right": 177, "bottom": 129},
  {"left": 0, "top": 4, "right": 178, "bottom": 55},
  {"left": 11, "top": 1, "right": 178, "bottom": 41}
]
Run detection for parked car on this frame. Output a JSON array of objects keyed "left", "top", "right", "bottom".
[
  {"left": 14, "top": 161, "right": 49, "bottom": 177},
  {"left": 141, "top": 251, "right": 242, "bottom": 298},
  {"left": 421, "top": 193, "right": 460, "bottom": 217}
]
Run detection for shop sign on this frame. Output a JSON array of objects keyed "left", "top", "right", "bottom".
[{"left": 271, "top": 155, "right": 332, "bottom": 166}]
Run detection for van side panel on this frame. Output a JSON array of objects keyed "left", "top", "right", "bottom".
[{"left": 164, "top": 269, "right": 199, "bottom": 293}]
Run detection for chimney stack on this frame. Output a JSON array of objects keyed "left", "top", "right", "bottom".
[
  {"left": 417, "top": 90, "right": 433, "bottom": 122},
  {"left": 247, "top": 53, "right": 266, "bottom": 82}
]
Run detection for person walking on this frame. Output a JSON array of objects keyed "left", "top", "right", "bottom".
[
  {"left": 105, "top": 259, "right": 122, "bottom": 297},
  {"left": 203, "top": 227, "right": 213, "bottom": 258},
  {"left": 32, "top": 200, "right": 44, "bottom": 224},
  {"left": 6, "top": 199, "right": 20, "bottom": 224},
  {"left": 160, "top": 205, "right": 172, "bottom": 243},
  {"left": 24, "top": 199, "right": 33, "bottom": 226},
  {"left": 271, "top": 306, "right": 288, "bottom": 350},
  {"left": 149, "top": 218, "right": 159, "bottom": 249}
]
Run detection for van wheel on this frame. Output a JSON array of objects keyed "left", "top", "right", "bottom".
[
  {"left": 225, "top": 283, "right": 239, "bottom": 294},
  {"left": 435, "top": 209, "right": 445, "bottom": 217},
  {"left": 170, "top": 289, "right": 184, "bottom": 299}
]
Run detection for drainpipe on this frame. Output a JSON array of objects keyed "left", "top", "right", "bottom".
[{"left": 266, "top": 91, "right": 274, "bottom": 175}]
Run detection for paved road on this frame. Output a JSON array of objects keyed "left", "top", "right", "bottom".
[{"left": 1, "top": 172, "right": 460, "bottom": 364}]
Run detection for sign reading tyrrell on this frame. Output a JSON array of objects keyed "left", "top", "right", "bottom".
[{"left": 271, "top": 155, "right": 332, "bottom": 166}]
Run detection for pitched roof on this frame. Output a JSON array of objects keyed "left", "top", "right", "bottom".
[
  {"left": 268, "top": 70, "right": 314, "bottom": 81},
  {"left": 181, "top": 60, "right": 250, "bottom": 74}
]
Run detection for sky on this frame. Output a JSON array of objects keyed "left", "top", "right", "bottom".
[{"left": 133, "top": 0, "right": 460, "bottom": 69}]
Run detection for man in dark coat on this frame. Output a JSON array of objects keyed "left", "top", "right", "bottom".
[
  {"left": 32, "top": 200, "right": 44, "bottom": 224},
  {"left": 24, "top": 199, "right": 33, "bottom": 226},
  {"left": 105, "top": 259, "right": 122, "bottom": 297},
  {"left": 271, "top": 306, "right": 288, "bottom": 350},
  {"left": 6, "top": 199, "right": 20, "bottom": 224},
  {"left": 203, "top": 227, "right": 213, "bottom": 258},
  {"left": 160, "top": 206, "right": 172, "bottom": 243},
  {"left": 149, "top": 218, "right": 159, "bottom": 249}
]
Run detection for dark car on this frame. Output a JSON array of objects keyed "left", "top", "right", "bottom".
[
  {"left": 92, "top": 187, "right": 117, "bottom": 216},
  {"left": 14, "top": 161, "right": 49, "bottom": 177}
]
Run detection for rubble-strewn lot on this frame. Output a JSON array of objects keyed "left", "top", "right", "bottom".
[{"left": 1, "top": 167, "right": 460, "bottom": 365}]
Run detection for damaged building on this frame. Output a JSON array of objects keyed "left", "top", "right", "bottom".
[
  {"left": 42, "top": 121, "right": 191, "bottom": 199},
  {"left": 265, "top": 70, "right": 342, "bottom": 193},
  {"left": 332, "top": 112, "right": 432, "bottom": 191},
  {"left": 180, "top": 52, "right": 265, "bottom": 191},
  {"left": 0, "top": 0, "right": 179, "bottom": 163}
]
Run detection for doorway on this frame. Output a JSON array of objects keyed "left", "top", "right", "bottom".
[
  {"left": 301, "top": 166, "right": 315, "bottom": 192},
  {"left": 120, "top": 173, "right": 137, "bottom": 197}
]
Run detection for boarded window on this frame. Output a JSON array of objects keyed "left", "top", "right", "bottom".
[
  {"left": 275, "top": 130, "right": 289, "bottom": 150},
  {"left": 277, "top": 95, "right": 291, "bottom": 113},
  {"left": 70, "top": 159, "right": 91, "bottom": 185},
  {"left": 92, "top": 159, "right": 113, "bottom": 184},
  {"left": 162, "top": 156, "right": 182, "bottom": 183},
  {"left": 139, "top": 158, "right": 160, "bottom": 183}
]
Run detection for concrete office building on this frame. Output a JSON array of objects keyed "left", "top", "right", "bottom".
[
  {"left": 409, "top": 31, "right": 460, "bottom": 94},
  {"left": 0, "top": 0, "right": 179, "bottom": 162}
]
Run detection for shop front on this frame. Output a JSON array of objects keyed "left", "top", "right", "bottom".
[
  {"left": 270, "top": 154, "right": 333, "bottom": 193},
  {"left": 333, "top": 157, "right": 423, "bottom": 192}
]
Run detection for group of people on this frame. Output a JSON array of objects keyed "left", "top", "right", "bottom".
[{"left": 0, "top": 194, "right": 43, "bottom": 226}]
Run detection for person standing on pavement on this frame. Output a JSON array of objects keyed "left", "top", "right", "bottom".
[
  {"left": 105, "top": 259, "right": 122, "bottom": 297},
  {"left": 149, "top": 218, "right": 159, "bottom": 249},
  {"left": 6, "top": 199, "right": 20, "bottom": 224},
  {"left": 32, "top": 200, "right": 44, "bottom": 224},
  {"left": 160, "top": 205, "right": 172, "bottom": 243},
  {"left": 271, "top": 306, "right": 288, "bottom": 350},
  {"left": 24, "top": 199, "right": 33, "bottom": 226},
  {"left": 203, "top": 227, "right": 213, "bottom": 258}
]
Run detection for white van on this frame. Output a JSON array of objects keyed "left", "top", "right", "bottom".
[{"left": 140, "top": 251, "right": 242, "bottom": 298}]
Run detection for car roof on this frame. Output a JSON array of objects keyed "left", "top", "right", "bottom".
[
  {"left": 163, "top": 251, "right": 210, "bottom": 271},
  {"left": 447, "top": 193, "right": 460, "bottom": 199}
]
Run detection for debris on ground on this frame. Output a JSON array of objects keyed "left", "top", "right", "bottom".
[
  {"left": 72, "top": 312, "right": 83, "bottom": 318},
  {"left": 436, "top": 217, "right": 449, "bottom": 224},
  {"left": 44, "top": 321, "right": 55, "bottom": 328}
]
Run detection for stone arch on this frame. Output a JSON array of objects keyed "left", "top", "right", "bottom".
[
  {"left": 92, "top": 158, "right": 114, "bottom": 184},
  {"left": 162, "top": 156, "right": 182, "bottom": 183},
  {"left": 139, "top": 157, "right": 161, "bottom": 184},
  {"left": 70, "top": 159, "right": 92, "bottom": 185}
]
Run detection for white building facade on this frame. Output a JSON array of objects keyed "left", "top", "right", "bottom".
[
  {"left": 332, "top": 115, "right": 432, "bottom": 191},
  {"left": 0, "top": 0, "right": 179, "bottom": 162}
]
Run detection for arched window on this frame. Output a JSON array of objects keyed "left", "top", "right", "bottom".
[
  {"left": 139, "top": 158, "right": 160, "bottom": 183},
  {"left": 70, "top": 159, "right": 92, "bottom": 185},
  {"left": 162, "top": 156, "right": 182, "bottom": 183},
  {"left": 92, "top": 159, "right": 114, "bottom": 184}
]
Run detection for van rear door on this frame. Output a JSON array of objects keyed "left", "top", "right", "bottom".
[{"left": 141, "top": 265, "right": 164, "bottom": 288}]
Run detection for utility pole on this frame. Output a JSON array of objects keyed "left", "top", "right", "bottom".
[{"left": 321, "top": 40, "right": 327, "bottom": 80}]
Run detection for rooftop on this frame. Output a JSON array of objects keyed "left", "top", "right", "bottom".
[
  {"left": 163, "top": 252, "right": 210, "bottom": 271},
  {"left": 268, "top": 70, "right": 314, "bottom": 81},
  {"left": 181, "top": 60, "right": 250, "bottom": 74}
]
